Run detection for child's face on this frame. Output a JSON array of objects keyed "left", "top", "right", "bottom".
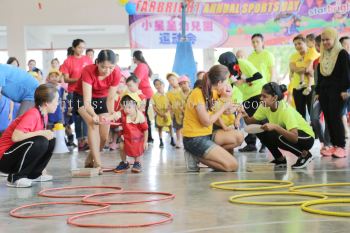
[
  {"left": 179, "top": 81, "right": 190, "bottom": 92},
  {"left": 47, "top": 73, "right": 59, "bottom": 84},
  {"left": 306, "top": 39, "right": 315, "bottom": 48},
  {"left": 126, "top": 81, "right": 139, "bottom": 93},
  {"left": 218, "top": 82, "right": 232, "bottom": 98},
  {"left": 51, "top": 60, "right": 59, "bottom": 69},
  {"left": 167, "top": 75, "right": 179, "bottom": 88},
  {"left": 341, "top": 39, "right": 350, "bottom": 53},
  {"left": 154, "top": 80, "right": 164, "bottom": 93},
  {"left": 122, "top": 101, "right": 137, "bottom": 115}
]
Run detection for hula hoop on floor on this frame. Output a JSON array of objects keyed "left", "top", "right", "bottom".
[
  {"left": 302, "top": 199, "right": 350, "bottom": 217},
  {"left": 229, "top": 191, "right": 327, "bottom": 206},
  {"left": 38, "top": 186, "right": 123, "bottom": 198},
  {"left": 290, "top": 183, "right": 350, "bottom": 197},
  {"left": 67, "top": 210, "right": 173, "bottom": 228},
  {"left": 10, "top": 202, "right": 110, "bottom": 218},
  {"left": 210, "top": 180, "right": 294, "bottom": 191},
  {"left": 82, "top": 191, "right": 175, "bottom": 205}
]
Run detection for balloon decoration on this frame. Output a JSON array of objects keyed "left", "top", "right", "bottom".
[
  {"left": 125, "top": 2, "right": 137, "bottom": 15},
  {"left": 118, "top": 0, "right": 129, "bottom": 6}
]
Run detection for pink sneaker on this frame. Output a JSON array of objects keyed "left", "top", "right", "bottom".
[
  {"left": 332, "top": 147, "right": 347, "bottom": 158},
  {"left": 321, "top": 147, "right": 335, "bottom": 157}
]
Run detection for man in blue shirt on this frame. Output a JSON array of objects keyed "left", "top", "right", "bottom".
[{"left": 0, "top": 64, "right": 39, "bottom": 116}]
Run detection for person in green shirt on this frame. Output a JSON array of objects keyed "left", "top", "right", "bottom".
[
  {"left": 248, "top": 33, "right": 275, "bottom": 83},
  {"left": 242, "top": 82, "right": 315, "bottom": 169},
  {"left": 218, "top": 51, "right": 267, "bottom": 153}
]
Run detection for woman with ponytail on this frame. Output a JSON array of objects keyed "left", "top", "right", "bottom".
[
  {"left": 242, "top": 82, "right": 315, "bottom": 169},
  {"left": 182, "top": 65, "right": 243, "bottom": 172},
  {"left": 315, "top": 28, "right": 350, "bottom": 158},
  {"left": 0, "top": 84, "right": 58, "bottom": 188},
  {"left": 73, "top": 50, "right": 121, "bottom": 174},
  {"left": 132, "top": 50, "right": 154, "bottom": 143}
]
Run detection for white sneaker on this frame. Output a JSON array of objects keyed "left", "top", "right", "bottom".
[
  {"left": 184, "top": 151, "right": 200, "bottom": 172},
  {"left": 32, "top": 174, "right": 53, "bottom": 182},
  {"left": 7, "top": 178, "right": 32, "bottom": 188},
  {"left": 0, "top": 172, "right": 8, "bottom": 177}
]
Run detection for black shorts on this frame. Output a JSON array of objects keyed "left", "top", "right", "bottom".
[{"left": 72, "top": 93, "right": 108, "bottom": 115}]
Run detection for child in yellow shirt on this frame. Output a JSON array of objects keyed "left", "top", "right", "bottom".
[
  {"left": 166, "top": 72, "right": 183, "bottom": 148},
  {"left": 214, "top": 84, "right": 242, "bottom": 131},
  {"left": 151, "top": 79, "right": 174, "bottom": 148},
  {"left": 297, "top": 33, "right": 320, "bottom": 95}
]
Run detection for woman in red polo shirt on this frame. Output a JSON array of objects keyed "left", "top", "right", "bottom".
[
  {"left": 60, "top": 39, "right": 93, "bottom": 151},
  {"left": 133, "top": 50, "right": 154, "bottom": 143},
  {"left": 0, "top": 84, "right": 58, "bottom": 188},
  {"left": 73, "top": 50, "right": 121, "bottom": 173}
]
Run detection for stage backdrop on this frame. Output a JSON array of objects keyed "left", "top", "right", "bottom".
[{"left": 129, "top": 0, "right": 350, "bottom": 48}]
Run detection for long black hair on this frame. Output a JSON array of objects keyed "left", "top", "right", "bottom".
[{"left": 133, "top": 50, "right": 153, "bottom": 77}]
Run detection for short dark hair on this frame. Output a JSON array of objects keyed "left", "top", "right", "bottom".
[
  {"left": 6, "top": 57, "right": 19, "bottom": 67},
  {"left": 251, "top": 33, "right": 264, "bottom": 41},
  {"left": 153, "top": 78, "right": 163, "bottom": 86},
  {"left": 293, "top": 34, "right": 306, "bottom": 43},
  {"left": 315, "top": 35, "right": 321, "bottom": 46},
  {"left": 96, "top": 50, "right": 116, "bottom": 64},
  {"left": 126, "top": 74, "right": 139, "bottom": 84},
  {"left": 34, "top": 83, "right": 58, "bottom": 107},
  {"left": 306, "top": 33, "right": 316, "bottom": 41},
  {"left": 72, "top": 39, "right": 85, "bottom": 48},
  {"left": 340, "top": 36, "right": 350, "bottom": 44},
  {"left": 86, "top": 48, "right": 94, "bottom": 54}
]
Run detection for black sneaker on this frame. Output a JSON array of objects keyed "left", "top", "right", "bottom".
[
  {"left": 147, "top": 138, "right": 154, "bottom": 143},
  {"left": 131, "top": 162, "right": 142, "bottom": 173},
  {"left": 259, "top": 145, "right": 267, "bottom": 153},
  {"left": 170, "top": 137, "right": 176, "bottom": 147},
  {"left": 160, "top": 140, "right": 164, "bottom": 148},
  {"left": 239, "top": 145, "right": 257, "bottom": 152},
  {"left": 270, "top": 158, "right": 287, "bottom": 168},
  {"left": 114, "top": 161, "right": 130, "bottom": 173},
  {"left": 291, "top": 152, "right": 313, "bottom": 169}
]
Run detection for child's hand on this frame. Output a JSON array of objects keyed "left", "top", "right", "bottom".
[{"left": 234, "top": 119, "right": 241, "bottom": 129}]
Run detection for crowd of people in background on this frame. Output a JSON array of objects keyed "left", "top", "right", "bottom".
[{"left": 1, "top": 27, "right": 350, "bottom": 188}]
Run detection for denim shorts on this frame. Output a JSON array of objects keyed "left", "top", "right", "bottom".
[{"left": 183, "top": 135, "right": 216, "bottom": 158}]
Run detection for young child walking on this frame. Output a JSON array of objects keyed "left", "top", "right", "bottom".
[
  {"left": 166, "top": 73, "right": 183, "bottom": 148},
  {"left": 151, "top": 79, "right": 174, "bottom": 148},
  {"left": 113, "top": 93, "right": 148, "bottom": 173}
]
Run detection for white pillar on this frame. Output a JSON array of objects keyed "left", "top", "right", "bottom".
[
  {"left": 7, "top": 24, "right": 26, "bottom": 70},
  {"left": 43, "top": 50, "right": 55, "bottom": 76},
  {"left": 203, "top": 48, "right": 215, "bottom": 71}
]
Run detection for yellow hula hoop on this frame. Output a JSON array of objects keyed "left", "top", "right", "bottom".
[
  {"left": 210, "top": 180, "right": 294, "bottom": 191},
  {"left": 290, "top": 183, "right": 350, "bottom": 197},
  {"left": 302, "top": 199, "right": 350, "bottom": 217},
  {"left": 229, "top": 192, "right": 327, "bottom": 206}
]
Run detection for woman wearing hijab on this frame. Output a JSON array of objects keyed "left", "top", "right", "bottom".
[{"left": 315, "top": 28, "right": 350, "bottom": 158}]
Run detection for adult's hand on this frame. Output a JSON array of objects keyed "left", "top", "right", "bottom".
[{"left": 42, "top": 130, "right": 54, "bottom": 140}]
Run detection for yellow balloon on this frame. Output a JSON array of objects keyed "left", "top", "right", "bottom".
[{"left": 118, "top": 0, "right": 129, "bottom": 6}]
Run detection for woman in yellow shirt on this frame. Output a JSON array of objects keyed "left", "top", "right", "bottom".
[
  {"left": 182, "top": 65, "right": 243, "bottom": 172},
  {"left": 242, "top": 82, "right": 315, "bottom": 169}
]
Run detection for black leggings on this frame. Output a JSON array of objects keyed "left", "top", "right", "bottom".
[
  {"left": 293, "top": 88, "right": 312, "bottom": 120},
  {"left": 145, "top": 99, "right": 153, "bottom": 141},
  {"left": 319, "top": 89, "right": 346, "bottom": 147},
  {"left": 0, "top": 136, "right": 55, "bottom": 182},
  {"left": 258, "top": 130, "right": 314, "bottom": 160}
]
